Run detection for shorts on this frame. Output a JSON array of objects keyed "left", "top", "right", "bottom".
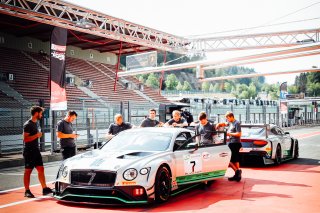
[
  {"left": 228, "top": 142, "right": 242, "bottom": 163},
  {"left": 23, "top": 148, "right": 43, "bottom": 169},
  {"left": 61, "top": 147, "right": 76, "bottom": 160}
]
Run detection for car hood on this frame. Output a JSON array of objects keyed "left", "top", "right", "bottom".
[{"left": 64, "top": 149, "right": 161, "bottom": 171}]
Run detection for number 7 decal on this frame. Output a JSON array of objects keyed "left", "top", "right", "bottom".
[{"left": 190, "top": 161, "right": 196, "bottom": 173}]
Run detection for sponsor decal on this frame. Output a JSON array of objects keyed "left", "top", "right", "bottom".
[
  {"left": 202, "top": 152, "right": 211, "bottom": 161},
  {"left": 122, "top": 181, "right": 137, "bottom": 186}
]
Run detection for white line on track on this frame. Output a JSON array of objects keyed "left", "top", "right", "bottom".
[
  {"left": 0, "top": 181, "right": 54, "bottom": 194},
  {"left": 0, "top": 172, "right": 56, "bottom": 177},
  {"left": 0, "top": 196, "right": 52, "bottom": 209}
]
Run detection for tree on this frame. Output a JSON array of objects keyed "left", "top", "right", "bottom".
[
  {"left": 165, "top": 74, "right": 179, "bottom": 90},
  {"left": 224, "top": 82, "right": 233, "bottom": 93},
  {"left": 209, "top": 83, "right": 215, "bottom": 92},
  {"left": 182, "top": 81, "right": 192, "bottom": 91},
  {"left": 248, "top": 83, "right": 257, "bottom": 99},
  {"left": 202, "top": 82, "right": 210, "bottom": 92},
  {"left": 288, "top": 85, "right": 299, "bottom": 94},
  {"left": 138, "top": 76, "right": 144, "bottom": 83},
  {"left": 176, "top": 81, "right": 183, "bottom": 90},
  {"left": 145, "top": 73, "right": 159, "bottom": 89},
  {"left": 213, "top": 84, "right": 220, "bottom": 92},
  {"left": 307, "top": 82, "right": 320, "bottom": 96}
]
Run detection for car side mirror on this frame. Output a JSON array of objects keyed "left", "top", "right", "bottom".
[{"left": 187, "top": 142, "right": 198, "bottom": 151}]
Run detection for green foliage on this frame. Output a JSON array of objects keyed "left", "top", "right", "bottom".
[
  {"left": 293, "top": 72, "right": 320, "bottom": 96},
  {"left": 182, "top": 81, "right": 192, "bottom": 91},
  {"left": 138, "top": 76, "right": 144, "bottom": 83},
  {"left": 288, "top": 85, "right": 299, "bottom": 94},
  {"left": 213, "top": 83, "right": 221, "bottom": 92},
  {"left": 145, "top": 73, "right": 159, "bottom": 89},
  {"left": 202, "top": 82, "right": 210, "bottom": 92},
  {"left": 176, "top": 81, "right": 183, "bottom": 90},
  {"left": 307, "top": 82, "right": 320, "bottom": 96},
  {"left": 165, "top": 73, "right": 179, "bottom": 90},
  {"left": 224, "top": 82, "right": 233, "bottom": 93},
  {"left": 209, "top": 83, "right": 215, "bottom": 92}
]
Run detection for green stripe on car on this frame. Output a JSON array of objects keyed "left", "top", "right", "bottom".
[{"left": 176, "top": 170, "right": 226, "bottom": 184}]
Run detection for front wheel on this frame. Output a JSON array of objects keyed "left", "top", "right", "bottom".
[
  {"left": 155, "top": 166, "right": 171, "bottom": 203},
  {"left": 293, "top": 140, "right": 299, "bottom": 159},
  {"left": 274, "top": 145, "right": 282, "bottom": 165}
]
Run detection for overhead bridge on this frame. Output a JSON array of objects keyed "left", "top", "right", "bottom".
[{"left": 0, "top": 1, "right": 319, "bottom": 53}]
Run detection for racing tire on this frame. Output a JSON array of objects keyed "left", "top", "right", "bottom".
[
  {"left": 155, "top": 166, "right": 171, "bottom": 203},
  {"left": 274, "top": 145, "right": 282, "bottom": 165},
  {"left": 293, "top": 140, "right": 299, "bottom": 159}
]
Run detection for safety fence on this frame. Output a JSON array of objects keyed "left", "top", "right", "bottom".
[{"left": 0, "top": 101, "right": 319, "bottom": 155}]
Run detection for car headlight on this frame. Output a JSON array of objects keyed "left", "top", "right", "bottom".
[
  {"left": 123, "top": 168, "right": 138, "bottom": 181},
  {"left": 62, "top": 166, "right": 68, "bottom": 178},
  {"left": 140, "top": 167, "right": 150, "bottom": 175}
]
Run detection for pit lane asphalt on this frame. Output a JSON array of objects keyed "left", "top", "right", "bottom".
[{"left": 1, "top": 126, "right": 320, "bottom": 213}]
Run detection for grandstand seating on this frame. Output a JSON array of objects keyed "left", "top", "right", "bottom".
[
  {"left": 89, "top": 61, "right": 171, "bottom": 104},
  {"left": 65, "top": 57, "right": 150, "bottom": 104},
  {"left": 0, "top": 90, "right": 23, "bottom": 108},
  {"left": 0, "top": 47, "right": 170, "bottom": 109}
]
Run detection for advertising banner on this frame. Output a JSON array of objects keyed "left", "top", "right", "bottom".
[{"left": 50, "top": 27, "right": 68, "bottom": 110}]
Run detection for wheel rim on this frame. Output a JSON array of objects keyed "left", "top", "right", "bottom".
[{"left": 158, "top": 171, "right": 170, "bottom": 200}]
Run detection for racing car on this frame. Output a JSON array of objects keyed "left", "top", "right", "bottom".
[
  {"left": 53, "top": 127, "right": 230, "bottom": 205},
  {"left": 240, "top": 124, "right": 299, "bottom": 165}
]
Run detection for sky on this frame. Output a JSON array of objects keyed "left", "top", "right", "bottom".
[{"left": 65, "top": 0, "right": 320, "bottom": 85}]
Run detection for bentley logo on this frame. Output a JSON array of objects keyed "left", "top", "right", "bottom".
[{"left": 87, "top": 171, "right": 96, "bottom": 185}]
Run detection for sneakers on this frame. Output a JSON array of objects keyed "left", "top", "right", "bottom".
[
  {"left": 42, "top": 187, "right": 53, "bottom": 195},
  {"left": 228, "top": 169, "right": 242, "bottom": 182},
  {"left": 24, "top": 188, "right": 52, "bottom": 198},
  {"left": 24, "top": 190, "right": 35, "bottom": 198}
]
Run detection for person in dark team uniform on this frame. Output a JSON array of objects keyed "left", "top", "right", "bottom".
[
  {"left": 216, "top": 111, "right": 242, "bottom": 182},
  {"left": 195, "top": 111, "right": 216, "bottom": 145},
  {"left": 23, "top": 106, "right": 52, "bottom": 198},
  {"left": 164, "top": 110, "right": 188, "bottom": 128},
  {"left": 107, "top": 114, "right": 132, "bottom": 135},
  {"left": 140, "top": 108, "right": 163, "bottom": 127},
  {"left": 56, "top": 110, "right": 78, "bottom": 160}
]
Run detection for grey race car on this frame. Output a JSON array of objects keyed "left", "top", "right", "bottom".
[
  {"left": 240, "top": 124, "right": 299, "bottom": 165},
  {"left": 53, "top": 127, "right": 230, "bottom": 205}
]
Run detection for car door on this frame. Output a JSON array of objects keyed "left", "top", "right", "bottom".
[{"left": 173, "top": 131, "right": 230, "bottom": 185}]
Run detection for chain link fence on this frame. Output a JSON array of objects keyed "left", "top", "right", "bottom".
[{"left": 0, "top": 100, "right": 319, "bottom": 155}]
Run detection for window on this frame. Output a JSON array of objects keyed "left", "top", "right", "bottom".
[{"left": 174, "top": 132, "right": 195, "bottom": 151}]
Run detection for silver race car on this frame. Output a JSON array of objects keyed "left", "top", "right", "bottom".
[
  {"left": 53, "top": 128, "right": 230, "bottom": 205},
  {"left": 240, "top": 124, "right": 299, "bottom": 165}
]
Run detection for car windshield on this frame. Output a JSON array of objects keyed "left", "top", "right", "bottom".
[
  {"left": 101, "top": 131, "right": 173, "bottom": 151},
  {"left": 242, "top": 127, "right": 265, "bottom": 138}
]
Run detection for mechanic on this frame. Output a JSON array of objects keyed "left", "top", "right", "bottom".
[
  {"left": 23, "top": 106, "right": 52, "bottom": 198},
  {"left": 56, "top": 110, "right": 78, "bottom": 160},
  {"left": 164, "top": 110, "right": 188, "bottom": 128},
  {"left": 140, "top": 108, "right": 164, "bottom": 127},
  {"left": 181, "top": 108, "right": 194, "bottom": 126},
  {"left": 195, "top": 111, "right": 217, "bottom": 145},
  {"left": 216, "top": 111, "right": 242, "bottom": 181},
  {"left": 107, "top": 114, "right": 132, "bottom": 136}
]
